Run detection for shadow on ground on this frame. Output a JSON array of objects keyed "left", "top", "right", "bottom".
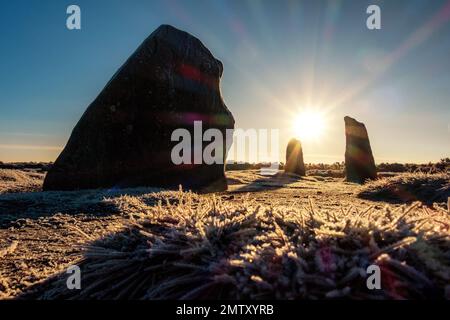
[
  {"left": 230, "top": 172, "right": 315, "bottom": 193},
  {"left": 0, "top": 187, "right": 164, "bottom": 228}
]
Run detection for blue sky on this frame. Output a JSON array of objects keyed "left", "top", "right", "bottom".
[{"left": 0, "top": 0, "right": 449, "bottom": 163}]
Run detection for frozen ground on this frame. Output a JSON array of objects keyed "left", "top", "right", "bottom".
[{"left": 0, "top": 170, "right": 448, "bottom": 299}]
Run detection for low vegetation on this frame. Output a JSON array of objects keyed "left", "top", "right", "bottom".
[
  {"left": 1, "top": 165, "right": 448, "bottom": 300},
  {"left": 225, "top": 158, "right": 450, "bottom": 175},
  {"left": 0, "top": 169, "right": 44, "bottom": 194},
  {"left": 358, "top": 173, "right": 450, "bottom": 204},
  {"left": 27, "top": 189, "right": 449, "bottom": 300}
]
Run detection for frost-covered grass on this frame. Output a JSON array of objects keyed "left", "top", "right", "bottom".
[
  {"left": 2, "top": 170, "right": 448, "bottom": 300},
  {"left": 34, "top": 190, "right": 449, "bottom": 300},
  {"left": 358, "top": 173, "right": 450, "bottom": 204},
  {"left": 0, "top": 169, "right": 44, "bottom": 194}
]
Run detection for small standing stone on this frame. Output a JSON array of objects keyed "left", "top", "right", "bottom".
[
  {"left": 344, "top": 116, "right": 377, "bottom": 183},
  {"left": 285, "top": 138, "right": 306, "bottom": 176}
]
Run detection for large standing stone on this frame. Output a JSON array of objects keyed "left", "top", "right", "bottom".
[
  {"left": 344, "top": 116, "right": 377, "bottom": 183},
  {"left": 43, "top": 25, "right": 234, "bottom": 192},
  {"left": 285, "top": 138, "right": 306, "bottom": 176}
]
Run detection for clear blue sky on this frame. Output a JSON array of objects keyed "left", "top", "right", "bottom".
[{"left": 0, "top": 0, "right": 449, "bottom": 163}]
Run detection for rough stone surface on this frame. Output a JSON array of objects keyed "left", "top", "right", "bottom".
[
  {"left": 344, "top": 116, "right": 377, "bottom": 183},
  {"left": 43, "top": 25, "right": 234, "bottom": 192},
  {"left": 285, "top": 138, "right": 305, "bottom": 176}
]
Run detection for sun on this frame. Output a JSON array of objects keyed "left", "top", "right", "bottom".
[{"left": 292, "top": 109, "right": 326, "bottom": 141}]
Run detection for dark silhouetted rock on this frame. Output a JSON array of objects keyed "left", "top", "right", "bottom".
[
  {"left": 43, "top": 25, "right": 234, "bottom": 192},
  {"left": 344, "top": 116, "right": 377, "bottom": 183},
  {"left": 285, "top": 138, "right": 305, "bottom": 176}
]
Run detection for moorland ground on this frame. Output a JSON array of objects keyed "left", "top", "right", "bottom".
[{"left": 0, "top": 167, "right": 449, "bottom": 299}]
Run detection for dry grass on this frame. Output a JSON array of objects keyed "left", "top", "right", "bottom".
[
  {"left": 0, "top": 169, "right": 44, "bottom": 194},
  {"left": 29, "top": 189, "right": 449, "bottom": 300},
  {"left": 1, "top": 169, "right": 448, "bottom": 300},
  {"left": 358, "top": 173, "right": 450, "bottom": 204}
]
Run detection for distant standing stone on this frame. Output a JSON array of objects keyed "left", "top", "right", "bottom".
[
  {"left": 285, "top": 138, "right": 306, "bottom": 176},
  {"left": 344, "top": 116, "right": 377, "bottom": 183}
]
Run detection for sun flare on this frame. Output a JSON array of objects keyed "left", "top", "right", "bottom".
[{"left": 292, "top": 110, "right": 326, "bottom": 141}]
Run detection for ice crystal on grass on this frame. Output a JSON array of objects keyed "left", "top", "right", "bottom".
[{"left": 31, "top": 190, "right": 449, "bottom": 300}]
